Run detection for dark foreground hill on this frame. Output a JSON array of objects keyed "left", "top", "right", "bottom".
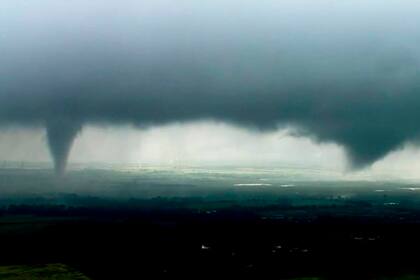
[{"left": 0, "top": 264, "right": 90, "bottom": 280}]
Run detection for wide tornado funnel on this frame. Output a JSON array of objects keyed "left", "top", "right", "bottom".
[{"left": 46, "top": 119, "right": 82, "bottom": 176}]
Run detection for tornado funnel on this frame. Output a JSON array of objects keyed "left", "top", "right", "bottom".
[{"left": 46, "top": 119, "right": 81, "bottom": 176}]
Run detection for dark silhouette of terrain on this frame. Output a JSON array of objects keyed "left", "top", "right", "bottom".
[{"left": 1, "top": 200, "right": 420, "bottom": 279}]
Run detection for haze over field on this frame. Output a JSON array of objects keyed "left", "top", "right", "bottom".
[{"left": 1, "top": 0, "right": 420, "bottom": 175}]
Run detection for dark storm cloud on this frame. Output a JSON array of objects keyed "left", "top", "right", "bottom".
[{"left": 1, "top": 0, "right": 420, "bottom": 172}]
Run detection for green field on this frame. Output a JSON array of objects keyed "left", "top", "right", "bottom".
[{"left": 1, "top": 265, "right": 420, "bottom": 279}]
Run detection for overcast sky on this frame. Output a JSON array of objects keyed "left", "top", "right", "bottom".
[{"left": 1, "top": 0, "right": 420, "bottom": 175}]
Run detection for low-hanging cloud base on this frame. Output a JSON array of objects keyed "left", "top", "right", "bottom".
[{"left": 1, "top": 0, "right": 420, "bottom": 173}]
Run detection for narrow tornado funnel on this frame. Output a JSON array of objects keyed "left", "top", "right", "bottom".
[{"left": 46, "top": 119, "right": 82, "bottom": 176}]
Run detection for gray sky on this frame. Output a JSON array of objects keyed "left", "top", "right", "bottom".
[{"left": 1, "top": 0, "right": 420, "bottom": 173}]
